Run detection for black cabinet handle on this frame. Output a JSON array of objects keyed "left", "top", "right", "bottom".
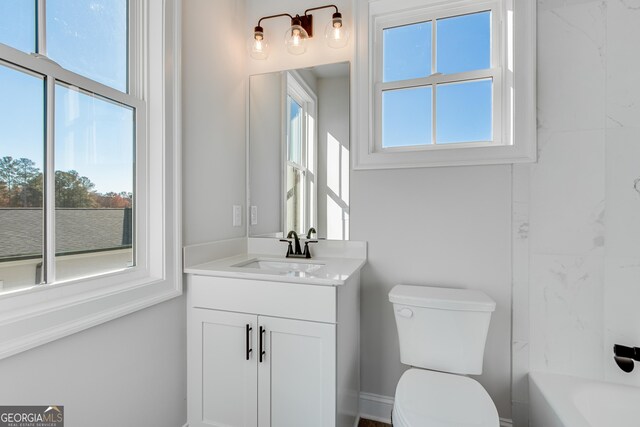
[
  {"left": 259, "top": 326, "right": 266, "bottom": 363},
  {"left": 246, "top": 324, "right": 253, "bottom": 361}
]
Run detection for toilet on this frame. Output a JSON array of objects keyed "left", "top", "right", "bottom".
[{"left": 389, "top": 285, "right": 499, "bottom": 427}]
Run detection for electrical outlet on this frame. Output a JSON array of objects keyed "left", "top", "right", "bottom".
[
  {"left": 233, "top": 205, "right": 242, "bottom": 227},
  {"left": 250, "top": 206, "right": 258, "bottom": 225}
]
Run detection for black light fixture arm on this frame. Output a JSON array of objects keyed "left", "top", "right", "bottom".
[
  {"left": 303, "top": 4, "right": 339, "bottom": 16},
  {"left": 255, "top": 5, "right": 342, "bottom": 38},
  {"left": 257, "top": 13, "right": 294, "bottom": 29}
]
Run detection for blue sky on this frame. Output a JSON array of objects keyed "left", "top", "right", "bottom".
[
  {"left": 382, "top": 11, "right": 493, "bottom": 147},
  {"left": 1, "top": 5, "right": 492, "bottom": 189},
  {"left": 0, "top": 0, "right": 132, "bottom": 194}
]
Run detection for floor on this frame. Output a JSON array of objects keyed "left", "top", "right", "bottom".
[{"left": 358, "top": 419, "right": 391, "bottom": 427}]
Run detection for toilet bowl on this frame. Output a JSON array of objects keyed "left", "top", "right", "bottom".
[
  {"left": 392, "top": 369, "right": 498, "bottom": 427},
  {"left": 389, "top": 285, "right": 499, "bottom": 427}
]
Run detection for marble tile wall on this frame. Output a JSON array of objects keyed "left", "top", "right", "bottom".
[
  {"left": 512, "top": 1, "right": 640, "bottom": 425},
  {"left": 602, "top": 0, "right": 640, "bottom": 386}
]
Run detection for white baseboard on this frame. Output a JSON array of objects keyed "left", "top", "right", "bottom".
[
  {"left": 359, "top": 391, "right": 513, "bottom": 427},
  {"left": 359, "top": 392, "right": 394, "bottom": 424},
  {"left": 185, "top": 399, "right": 510, "bottom": 427}
]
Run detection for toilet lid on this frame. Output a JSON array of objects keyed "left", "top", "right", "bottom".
[{"left": 393, "top": 369, "right": 499, "bottom": 427}]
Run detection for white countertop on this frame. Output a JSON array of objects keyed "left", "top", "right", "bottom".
[{"left": 184, "top": 252, "right": 366, "bottom": 286}]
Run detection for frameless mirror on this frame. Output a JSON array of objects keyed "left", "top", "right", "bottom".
[{"left": 248, "top": 62, "right": 350, "bottom": 240}]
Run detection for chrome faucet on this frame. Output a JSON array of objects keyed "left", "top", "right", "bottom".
[{"left": 280, "top": 230, "right": 317, "bottom": 258}]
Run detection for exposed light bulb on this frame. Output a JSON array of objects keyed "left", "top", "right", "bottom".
[
  {"left": 249, "top": 26, "right": 269, "bottom": 60},
  {"left": 285, "top": 23, "right": 308, "bottom": 55},
  {"left": 325, "top": 12, "right": 349, "bottom": 49},
  {"left": 292, "top": 29, "right": 302, "bottom": 46}
]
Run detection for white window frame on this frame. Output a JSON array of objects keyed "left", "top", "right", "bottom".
[
  {"left": 281, "top": 71, "right": 318, "bottom": 235},
  {"left": 374, "top": 3, "right": 502, "bottom": 151},
  {"left": 353, "top": 0, "right": 536, "bottom": 169},
  {"left": 0, "top": 0, "right": 182, "bottom": 360}
]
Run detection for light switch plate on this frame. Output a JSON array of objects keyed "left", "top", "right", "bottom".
[
  {"left": 233, "top": 205, "right": 242, "bottom": 227},
  {"left": 250, "top": 206, "right": 258, "bottom": 225}
]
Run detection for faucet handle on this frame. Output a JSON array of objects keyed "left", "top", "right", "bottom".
[
  {"left": 279, "top": 239, "right": 293, "bottom": 257},
  {"left": 302, "top": 240, "right": 318, "bottom": 258}
]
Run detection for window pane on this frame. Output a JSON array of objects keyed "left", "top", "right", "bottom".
[
  {"left": 286, "top": 166, "right": 305, "bottom": 234},
  {"left": 0, "top": 0, "right": 36, "bottom": 53},
  {"left": 0, "top": 63, "right": 44, "bottom": 291},
  {"left": 437, "top": 11, "right": 491, "bottom": 75},
  {"left": 383, "top": 21, "right": 432, "bottom": 82},
  {"left": 288, "top": 95, "right": 303, "bottom": 164},
  {"left": 382, "top": 87, "right": 432, "bottom": 148},
  {"left": 47, "top": 0, "right": 128, "bottom": 92},
  {"left": 436, "top": 79, "right": 492, "bottom": 144},
  {"left": 55, "top": 84, "right": 134, "bottom": 282}
]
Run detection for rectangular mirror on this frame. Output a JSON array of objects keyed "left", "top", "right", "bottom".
[{"left": 248, "top": 62, "right": 350, "bottom": 240}]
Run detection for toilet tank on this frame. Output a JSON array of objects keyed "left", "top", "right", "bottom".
[{"left": 389, "top": 285, "right": 496, "bottom": 375}]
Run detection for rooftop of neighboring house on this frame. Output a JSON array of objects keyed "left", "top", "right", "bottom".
[{"left": 0, "top": 208, "right": 132, "bottom": 260}]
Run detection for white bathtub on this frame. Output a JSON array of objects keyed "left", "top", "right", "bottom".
[{"left": 529, "top": 371, "right": 640, "bottom": 427}]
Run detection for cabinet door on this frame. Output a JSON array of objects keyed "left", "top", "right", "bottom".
[
  {"left": 189, "top": 309, "right": 258, "bottom": 427},
  {"left": 257, "top": 316, "right": 336, "bottom": 427}
]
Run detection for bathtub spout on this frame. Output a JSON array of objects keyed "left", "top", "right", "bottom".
[
  {"left": 613, "top": 344, "right": 640, "bottom": 373},
  {"left": 614, "top": 356, "right": 635, "bottom": 373}
]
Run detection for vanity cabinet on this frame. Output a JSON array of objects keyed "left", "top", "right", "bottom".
[
  {"left": 187, "top": 274, "right": 358, "bottom": 427},
  {"left": 191, "top": 309, "right": 257, "bottom": 427}
]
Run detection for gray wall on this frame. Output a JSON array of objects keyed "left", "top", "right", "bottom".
[
  {"left": 249, "top": 73, "right": 283, "bottom": 236},
  {"left": 317, "top": 75, "right": 350, "bottom": 240},
  {"left": 351, "top": 165, "right": 513, "bottom": 418},
  {"left": 182, "top": 0, "right": 247, "bottom": 244},
  {"left": 0, "top": 297, "right": 186, "bottom": 427}
]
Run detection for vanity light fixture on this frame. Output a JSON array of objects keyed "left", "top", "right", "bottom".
[{"left": 249, "top": 4, "right": 349, "bottom": 60}]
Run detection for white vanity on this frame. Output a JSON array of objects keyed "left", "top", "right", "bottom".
[{"left": 184, "top": 238, "right": 366, "bottom": 427}]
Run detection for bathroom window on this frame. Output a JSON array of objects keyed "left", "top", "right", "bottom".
[
  {"left": 0, "top": 0, "right": 181, "bottom": 359},
  {"left": 0, "top": 0, "right": 136, "bottom": 290},
  {"left": 354, "top": 0, "right": 537, "bottom": 168},
  {"left": 380, "top": 10, "right": 497, "bottom": 149},
  {"left": 284, "top": 71, "right": 317, "bottom": 235}
]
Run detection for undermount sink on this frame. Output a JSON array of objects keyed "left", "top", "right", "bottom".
[{"left": 232, "top": 259, "right": 326, "bottom": 276}]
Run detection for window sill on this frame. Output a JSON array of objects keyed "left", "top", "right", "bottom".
[
  {"left": 0, "top": 273, "right": 182, "bottom": 360},
  {"left": 354, "top": 142, "right": 536, "bottom": 169}
]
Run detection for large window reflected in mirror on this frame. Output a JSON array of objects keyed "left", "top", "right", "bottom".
[
  {"left": 249, "top": 62, "right": 349, "bottom": 240},
  {"left": 285, "top": 72, "right": 316, "bottom": 235}
]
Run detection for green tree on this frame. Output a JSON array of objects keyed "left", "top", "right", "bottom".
[
  {"left": 24, "top": 173, "right": 43, "bottom": 207},
  {"left": 0, "top": 181, "right": 9, "bottom": 207},
  {"left": 0, "top": 156, "right": 17, "bottom": 190},
  {"left": 55, "top": 170, "right": 97, "bottom": 208},
  {"left": 13, "top": 158, "right": 41, "bottom": 207},
  {"left": 0, "top": 157, "right": 42, "bottom": 207},
  {"left": 14, "top": 158, "right": 39, "bottom": 184},
  {"left": 0, "top": 157, "right": 104, "bottom": 208}
]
